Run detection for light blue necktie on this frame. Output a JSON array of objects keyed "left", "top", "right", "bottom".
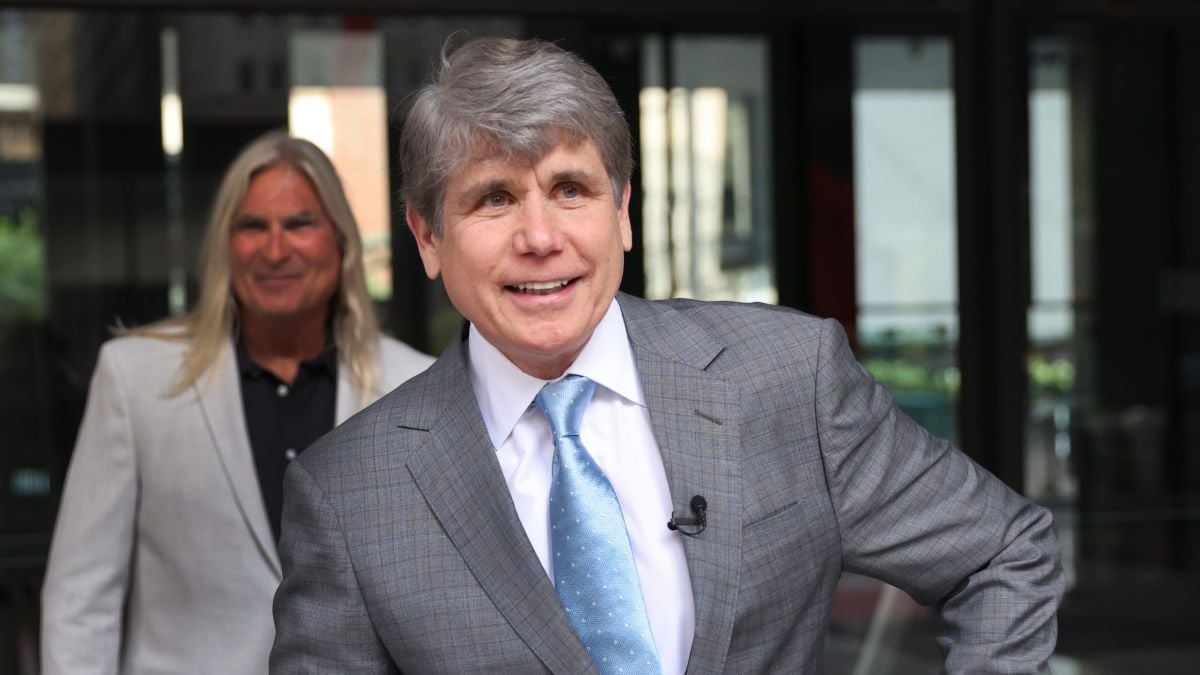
[{"left": 535, "top": 375, "right": 662, "bottom": 675}]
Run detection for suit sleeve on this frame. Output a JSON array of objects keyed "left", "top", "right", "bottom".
[
  {"left": 41, "top": 344, "right": 138, "bottom": 675},
  {"left": 270, "top": 459, "right": 398, "bottom": 674},
  {"left": 813, "top": 319, "right": 1065, "bottom": 674}
]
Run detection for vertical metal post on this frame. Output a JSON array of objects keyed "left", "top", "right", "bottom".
[{"left": 954, "top": 0, "right": 1031, "bottom": 491}]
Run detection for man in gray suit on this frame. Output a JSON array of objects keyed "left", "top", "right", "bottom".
[
  {"left": 41, "top": 132, "right": 433, "bottom": 674},
  {"left": 271, "top": 37, "right": 1063, "bottom": 673}
]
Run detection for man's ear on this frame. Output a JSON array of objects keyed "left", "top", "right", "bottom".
[
  {"left": 406, "top": 204, "right": 442, "bottom": 280},
  {"left": 618, "top": 180, "right": 633, "bottom": 253}
]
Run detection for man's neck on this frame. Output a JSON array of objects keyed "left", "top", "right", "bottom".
[{"left": 240, "top": 311, "right": 330, "bottom": 384}]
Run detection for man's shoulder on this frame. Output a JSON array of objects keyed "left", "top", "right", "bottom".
[
  {"left": 99, "top": 329, "right": 192, "bottom": 365},
  {"left": 623, "top": 295, "right": 829, "bottom": 350},
  {"left": 660, "top": 296, "right": 821, "bottom": 327}
]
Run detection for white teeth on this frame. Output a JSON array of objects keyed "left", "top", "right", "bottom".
[{"left": 513, "top": 279, "right": 570, "bottom": 292}]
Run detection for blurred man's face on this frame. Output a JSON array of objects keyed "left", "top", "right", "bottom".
[
  {"left": 409, "top": 139, "right": 632, "bottom": 379},
  {"left": 229, "top": 164, "right": 342, "bottom": 328}
]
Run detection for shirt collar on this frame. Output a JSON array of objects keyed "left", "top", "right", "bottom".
[
  {"left": 235, "top": 336, "right": 337, "bottom": 381},
  {"left": 468, "top": 298, "right": 645, "bottom": 450}
]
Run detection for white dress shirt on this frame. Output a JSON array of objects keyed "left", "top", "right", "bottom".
[{"left": 468, "top": 299, "right": 695, "bottom": 674}]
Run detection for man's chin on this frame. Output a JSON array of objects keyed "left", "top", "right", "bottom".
[
  {"left": 503, "top": 333, "right": 593, "bottom": 379},
  {"left": 240, "top": 302, "right": 324, "bottom": 324}
]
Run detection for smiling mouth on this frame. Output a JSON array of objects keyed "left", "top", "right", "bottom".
[{"left": 507, "top": 279, "right": 575, "bottom": 295}]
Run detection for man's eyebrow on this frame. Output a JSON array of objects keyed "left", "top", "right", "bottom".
[
  {"left": 282, "top": 211, "right": 318, "bottom": 225},
  {"left": 550, "top": 169, "right": 605, "bottom": 188},
  {"left": 231, "top": 211, "right": 319, "bottom": 228},
  {"left": 454, "top": 178, "right": 513, "bottom": 207},
  {"left": 231, "top": 213, "right": 265, "bottom": 228}
]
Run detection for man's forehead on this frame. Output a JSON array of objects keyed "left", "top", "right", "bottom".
[{"left": 447, "top": 138, "right": 606, "bottom": 189}]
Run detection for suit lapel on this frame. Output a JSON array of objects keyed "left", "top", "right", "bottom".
[
  {"left": 335, "top": 360, "right": 356, "bottom": 424},
  {"left": 404, "top": 335, "right": 596, "bottom": 674},
  {"left": 194, "top": 341, "right": 282, "bottom": 579},
  {"left": 620, "top": 294, "right": 742, "bottom": 674}
]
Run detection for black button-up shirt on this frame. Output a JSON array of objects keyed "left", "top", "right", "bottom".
[{"left": 236, "top": 340, "right": 337, "bottom": 542}]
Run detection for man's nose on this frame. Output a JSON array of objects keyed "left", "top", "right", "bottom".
[
  {"left": 263, "top": 224, "right": 289, "bottom": 262},
  {"left": 514, "top": 199, "right": 565, "bottom": 255}
]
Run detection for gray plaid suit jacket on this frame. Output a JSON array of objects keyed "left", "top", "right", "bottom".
[{"left": 271, "top": 294, "right": 1063, "bottom": 674}]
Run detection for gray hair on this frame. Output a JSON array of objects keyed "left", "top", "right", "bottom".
[
  {"left": 399, "top": 36, "right": 633, "bottom": 233},
  {"left": 124, "top": 131, "right": 384, "bottom": 405}
]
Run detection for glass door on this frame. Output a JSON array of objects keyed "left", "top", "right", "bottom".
[
  {"left": 639, "top": 33, "right": 775, "bottom": 303},
  {"left": 853, "top": 36, "right": 960, "bottom": 444}
]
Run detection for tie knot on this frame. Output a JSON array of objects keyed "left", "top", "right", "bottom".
[{"left": 534, "top": 375, "right": 596, "bottom": 438}]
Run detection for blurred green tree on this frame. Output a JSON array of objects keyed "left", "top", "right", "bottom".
[{"left": 0, "top": 208, "right": 45, "bottom": 322}]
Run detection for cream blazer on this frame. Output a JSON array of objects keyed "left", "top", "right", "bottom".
[{"left": 41, "top": 333, "right": 434, "bottom": 675}]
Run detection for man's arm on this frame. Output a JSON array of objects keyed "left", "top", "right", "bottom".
[
  {"left": 813, "top": 318, "right": 1064, "bottom": 673},
  {"left": 270, "top": 458, "right": 398, "bottom": 674},
  {"left": 41, "top": 344, "right": 138, "bottom": 675}
]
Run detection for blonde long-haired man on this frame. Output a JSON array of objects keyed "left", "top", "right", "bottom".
[{"left": 40, "top": 131, "right": 433, "bottom": 674}]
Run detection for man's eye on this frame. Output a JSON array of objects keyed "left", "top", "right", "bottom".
[
  {"left": 484, "top": 193, "right": 508, "bottom": 208},
  {"left": 234, "top": 218, "right": 266, "bottom": 232},
  {"left": 560, "top": 184, "right": 581, "bottom": 199},
  {"left": 284, "top": 217, "right": 317, "bottom": 230}
]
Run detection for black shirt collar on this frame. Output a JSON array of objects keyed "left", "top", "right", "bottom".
[{"left": 235, "top": 336, "right": 337, "bottom": 382}]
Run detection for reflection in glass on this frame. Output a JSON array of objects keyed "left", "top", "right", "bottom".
[
  {"left": 0, "top": 16, "right": 43, "bottom": 324},
  {"left": 1, "top": 11, "right": 44, "bottom": 326},
  {"left": 288, "top": 30, "right": 391, "bottom": 300},
  {"left": 853, "top": 37, "right": 958, "bottom": 443},
  {"left": 639, "top": 34, "right": 775, "bottom": 303},
  {"left": 1027, "top": 32, "right": 1200, "bottom": 674},
  {"left": 160, "top": 26, "right": 187, "bottom": 315},
  {"left": 1028, "top": 38, "right": 1081, "bottom": 510}
]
